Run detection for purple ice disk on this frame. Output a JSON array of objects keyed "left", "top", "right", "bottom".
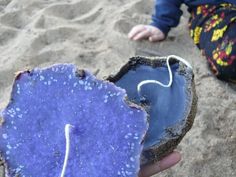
[{"left": 0, "top": 64, "right": 148, "bottom": 177}]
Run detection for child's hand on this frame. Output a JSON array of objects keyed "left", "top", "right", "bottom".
[
  {"left": 128, "top": 25, "right": 165, "bottom": 42},
  {"left": 139, "top": 151, "right": 181, "bottom": 177}
]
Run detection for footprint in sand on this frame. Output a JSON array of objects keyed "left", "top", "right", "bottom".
[
  {"left": 29, "top": 50, "right": 66, "bottom": 67},
  {"left": 44, "top": 0, "right": 101, "bottom": 20},
  {"left": 0, "top": 27, "right": 17, "bottom": 46},
  {"left": 0, "top": 68, "right": 15, "bottom": 90},
  {"left": 76, "top": 51, "right": 99, "bottom": 65},
  {"left": 0, "top": 11, "right": 29, "bottom": 29},
  {"left": 0, "top": 0, "right": 11, "bottom": 14},
  {"left": 72, "top": 6, "right": 103, "bottom": 24},
  {"left": 123, "top": 0, "right": 153, "bottom": 16},
  {"left": 113, "top": 0, "right": 153, "bottom": 34},
  {"left": 34, "top": 0, "right": 102, "bottom": 29},
  {"left": 0, "top": 0, "right": 12, "bottom": 8},
  {"left": 30, "top": 27, "right": 78, "bottom": 52},
  {"left": 113, "top": 18, "right": 133, "bottom": 34}
]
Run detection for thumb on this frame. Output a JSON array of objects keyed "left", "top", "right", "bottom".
[{"left": 139, "top": 151, "right": 181, "bottom": 177}]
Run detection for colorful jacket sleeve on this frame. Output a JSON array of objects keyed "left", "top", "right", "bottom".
[{"left": 151, "top": 0, "right": 183, "bottom": 36}]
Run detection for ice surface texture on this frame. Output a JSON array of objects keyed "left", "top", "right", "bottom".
[
  {"left": 107, "top": 56, "right": 197, "bottom": 165},
  {"left": 0, "top": 64, "right": 148, "bottom": 177}
]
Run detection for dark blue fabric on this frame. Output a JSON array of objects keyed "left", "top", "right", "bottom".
[{"left": 151, "top": 0, "right": 236, "bottom": 35}]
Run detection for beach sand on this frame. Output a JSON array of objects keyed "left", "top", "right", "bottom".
[{"left": 0, "top": 0, "right": 235, "bottom": 176}]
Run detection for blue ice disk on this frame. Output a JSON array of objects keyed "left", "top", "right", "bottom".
[
  {"left": 0, "top": 64, "right": 148, "bottom": 177},
  {"left": 115, "top": 64, "right": 188, "bottom": 149}
]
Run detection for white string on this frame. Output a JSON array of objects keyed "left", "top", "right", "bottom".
[
  {"left": 60, "top": 124, "right": 74, "bottom": 177},
  {"left": 137, "top": 55, "right": 192, "bottom": 98}
]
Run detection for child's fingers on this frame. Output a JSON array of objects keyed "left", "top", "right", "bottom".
[
  {"left": 149, "top": 34, "right": 164, "bottom": 42},
  {"left": 133, "top": 29, "right": 152, "bottom": 40},
  {"left": 139, "top": 151, "right": 181, "bottom": 177},
  {"left": 128, "top": 25, "right": 146, "bottom": 39}
]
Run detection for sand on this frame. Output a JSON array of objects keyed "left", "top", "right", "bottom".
[{"left": 0, "top": 0, "right": 235, "bottom": 176}]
